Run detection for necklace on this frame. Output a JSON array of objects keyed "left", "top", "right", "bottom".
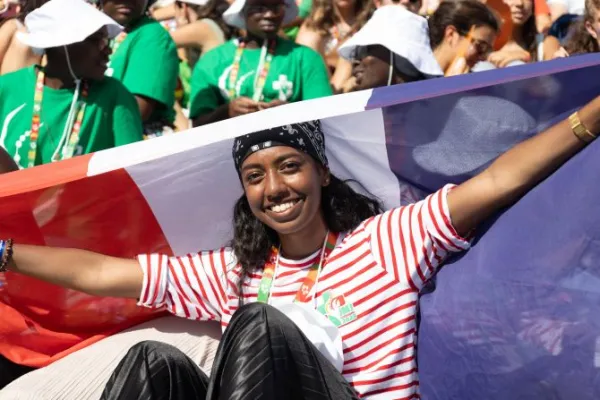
[
  {"left": 228, "top": 39, "right": 276, "bottom": 102},
  {"left": 28, "top": 69, "right": 89, "bottom": 168},
  {"left": 257, "top": 231, "right": 338, "bottom": 306},
  {"left": 110, "top": 32, "right": 128, "bottom": 56}
]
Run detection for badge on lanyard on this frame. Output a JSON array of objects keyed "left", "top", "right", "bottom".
[{"left": 316, "top": 290, "right": 357, "bottom": 328}]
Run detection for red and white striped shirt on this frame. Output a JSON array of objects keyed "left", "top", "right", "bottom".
[{"left": 137, "top": 185, "right": 470, "bottom": 399}]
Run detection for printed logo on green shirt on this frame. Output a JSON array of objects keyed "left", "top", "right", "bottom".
[{"left": 217, "top": 67, "right": 294, "bottom": 102}]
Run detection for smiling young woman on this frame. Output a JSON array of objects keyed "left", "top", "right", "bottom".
[{"left": 3, "top": 95, "right": 600, "bottom": 397}]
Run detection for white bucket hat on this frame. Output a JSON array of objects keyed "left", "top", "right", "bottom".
[
  {"left": 17, "top": 0, "right": 122, "bottom": 50},
  {"left": 338, "top": 5, "right": 443, "bottom": 77},
  {"left": 223, "top": 0, "right": 298, "bottom": 30}
]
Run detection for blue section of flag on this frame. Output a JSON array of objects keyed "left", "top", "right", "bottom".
[{"left": 372, "top": 55, "right": 600, "bottom": 399}]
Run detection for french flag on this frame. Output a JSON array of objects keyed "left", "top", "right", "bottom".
[{"left": 1, "top": 54, "right": 600, "bottom": 399}]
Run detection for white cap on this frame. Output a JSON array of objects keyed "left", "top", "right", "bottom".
[
  {"left": 223, "top": 0, "right": 298, "bottom": 30},
  {"left": 17, "top": 0, "right": 122, "bottom": 50},
  {"left": 338, "top": 5, "right": 443, "bottom": 77}
]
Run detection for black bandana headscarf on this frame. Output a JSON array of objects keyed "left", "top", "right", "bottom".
[{"left": 232, "top": 120, "right": 328, "bottom": 173}]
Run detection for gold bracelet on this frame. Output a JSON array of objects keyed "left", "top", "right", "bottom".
[{"left": 569, "top": 112, "right": 598, "bottom": 144}]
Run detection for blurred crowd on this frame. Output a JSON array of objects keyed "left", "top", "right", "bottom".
[{"left": 0, "top": 0, "right": 597, "bottom": 170}]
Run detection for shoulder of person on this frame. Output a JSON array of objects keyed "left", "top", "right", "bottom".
[
  {"left": 0, "top": 65, "right": 34, "bottom": 86},
  {"left": 130, "top": 17, "right": 177, "bottom": 47},
  {"left": 197, "top": 39, "right": 236, "bottom": 64},
  {"left": 94, "top": 76, "right": 136, "bottom": 101}
]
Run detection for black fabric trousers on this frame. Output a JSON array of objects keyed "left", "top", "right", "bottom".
[
  {"left": 0, "top": 354, "right": 34, "bottom": 389},
  {"left": 101, "top": 303, "right": 359, "bottom": 400}
]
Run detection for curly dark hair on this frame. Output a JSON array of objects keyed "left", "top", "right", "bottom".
[{"left": 231, "top": 174, "right": 383, "bottom": 302}]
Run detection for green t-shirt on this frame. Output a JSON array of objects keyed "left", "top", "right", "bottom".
[
  {"left": 106, "top": 16, "right": 179, "bottom": 124},
  {"left": 189, "top": 38, "right": 332, "bottom": 119},
  {"left": 283, "top": 0, "right": 313, "bottom": 40},
  {"left": 0, "top": 66, "right": 143, "bottom": 168}
]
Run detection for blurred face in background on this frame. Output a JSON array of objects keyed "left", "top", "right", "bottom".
[
  {"left": 444, "top": 24, "right": 497, "bottom": 68},
  {"left": 244, "top": 0, "right": 285, "bottom": 38},
  {"left": 102, "top": 0, "right": 147, "bottom": 27},
  {"left": 504, "top": 0, "right": 533, "bottom": 26},
  {"left": 373, "top": 0, "right": 422, "bottom": 14},
  {"left": 585, "top": 5, "right": 600, "bottom": 46}
]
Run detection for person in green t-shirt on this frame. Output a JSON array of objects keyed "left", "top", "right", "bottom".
[
  {"left": 101, "top": 0, "right": 179, "bottom": 139},
  {"left": 0, "top": 0, "right": 143, "bottom": 169},
  {"left": 189, "top": 0, "right": 332, "bottom": 127}
]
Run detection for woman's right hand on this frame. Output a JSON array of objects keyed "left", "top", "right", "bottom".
[{"left": 228, "top": 97, "right": 261, "bottom": 118}]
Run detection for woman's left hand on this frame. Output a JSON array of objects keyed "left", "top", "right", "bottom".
[{"left": 488, "top": 48, "right": 531, "bottom": 68}]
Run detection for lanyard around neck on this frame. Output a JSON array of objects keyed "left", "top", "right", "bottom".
[
  {"left": 257, "top": 231, "right": 338, "bottom": 306},
  {"left": 110, "top": 32, "right": 128, "bottom": 56},
  {"left": 228, "top": 39, "right": 276, "bottom": 102},
  {"left": 29, "top": 69, "right": 89, "bottom": 168}
]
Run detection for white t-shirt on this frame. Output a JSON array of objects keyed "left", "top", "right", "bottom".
[{"left": 137, "top": 184, "right": 471, "bottom": 399}]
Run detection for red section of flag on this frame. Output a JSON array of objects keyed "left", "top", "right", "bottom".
[{"left": 0, "top": 167, "right": 170, "bottom": 368}]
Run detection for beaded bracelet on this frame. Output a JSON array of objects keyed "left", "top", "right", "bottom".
[{"left": 0, "top": 239, "right": 14, "bottom": 273}]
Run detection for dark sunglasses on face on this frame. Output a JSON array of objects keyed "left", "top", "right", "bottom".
[{"left": 246, "top": 3, "right": 285, "bottom": 15}]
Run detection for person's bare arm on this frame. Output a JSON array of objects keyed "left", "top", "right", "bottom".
[
  {"left": 295, "top": 23, "right": 325, "bottom": 54},
  {"left": 170, "top": 21, "right": 224, "bottom": 53},
  {"left": 330, "top": 57, "right": 352, "bottom": 93},
  {"left": 0, "top": 18, "right": 17, "bottom": 66},
  {"left": 447, "top": 96, "right": 600, "bottom": 237},
  {"left": 151, "top": 3, "right": 176, "bottom": 21},
  {"left": 543, "top": 35, "right": 562, "bottom": 60},
  {"left": 7, "top": 245, "right": 142, "bottom": 299},
  {"left": 135, "top": 95, "right": 158, "bottom": 122}
]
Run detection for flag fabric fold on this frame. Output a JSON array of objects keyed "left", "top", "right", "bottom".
[{"left": 0, "top": 54, "right": 599, "bottom": 399}]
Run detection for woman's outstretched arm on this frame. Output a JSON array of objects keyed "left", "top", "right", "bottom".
[
  {"left": 6, "top": 245, "right": 142, "bottom": 299},
  {"left": 448, "top": 95, "right": 600, "bottom": 237}
]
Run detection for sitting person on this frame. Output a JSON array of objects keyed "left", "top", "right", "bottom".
[
  {"left": 487, "top": 0, "right": 538, "bottom": 68},
  {"left": 546, "top": 0, "right": 600, "bottom": 58},
  {"left": 0, "top": 0, "right": 143, "bottom": 168},
  {"left": 339, "top": 5, "right": 443, "bottom": 91},
  {"left": 189, "top": 0, "right": 332, "bottom": 127},
  {"left": 296, "top": 0, "right": 373, "bottom": 92},
  {"left": 3, "top": 91, "right": 600, "bottom": 397},
  {"left": 102, "top": 0, "right": 180, "bottom": 139},
  {"left": 428, "top": 0, "right": 499, "bottom": 75},
  {"left": 0, "top": 0, "right": 47, "bottom": 75}
]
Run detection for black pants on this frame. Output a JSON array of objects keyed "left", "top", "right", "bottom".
[
  {"left": 0, "top": 354, "right": 34, "bottom": 389},
  {"left": 101, "top": 303, "right": 359, "bottom": 400}
]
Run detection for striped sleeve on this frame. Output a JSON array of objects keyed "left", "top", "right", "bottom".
[
  {"left": 136, "top": 248, "right": 236, "bottom": 322},
  {"left": 371, "top": 184, "right": 471, "bottom": 290}
]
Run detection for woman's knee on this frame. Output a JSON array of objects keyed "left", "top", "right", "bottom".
[
  {"left": 231, "top": 302, "right": 292, "bottom": 328},
  {"left": 124, "top": 340, "right": 188, "bottom": 364}
]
